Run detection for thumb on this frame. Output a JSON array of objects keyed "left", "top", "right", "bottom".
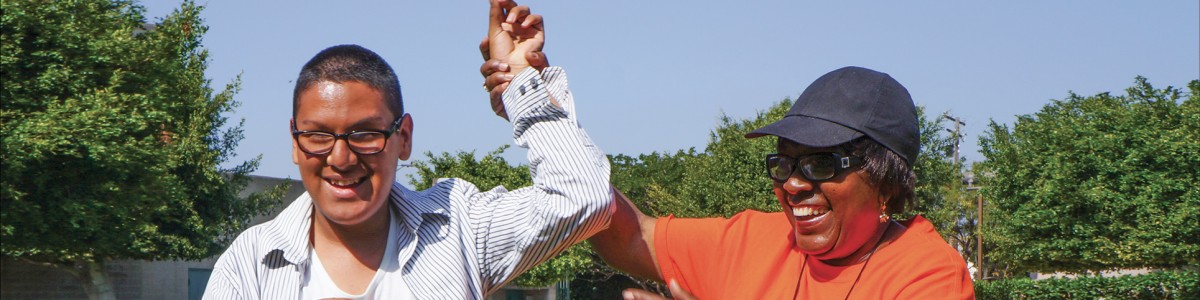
[
  {"left": 526, "top": 51, "right": 549, "bottom": 70},
  {"left": 668, "top": 279, "right": 698, "bottom": 300},
  {"left": 486, "top": 0, "right": 514, "bottom": 59}
]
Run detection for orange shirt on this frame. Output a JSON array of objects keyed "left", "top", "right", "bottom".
[{"left": 654, "top": 211, "right": 975, "bottom": 299}]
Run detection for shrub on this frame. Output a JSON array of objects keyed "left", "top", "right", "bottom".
[{"left": 975, "top": 271, "right": 1198, "bottom": 300}]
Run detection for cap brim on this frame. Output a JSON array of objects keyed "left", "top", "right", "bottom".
[{"left": 745, "top": 115, "right": 864, "bottom": 148}]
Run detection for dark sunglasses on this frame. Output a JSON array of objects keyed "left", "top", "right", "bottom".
[{"left": 765, "top": 153, "right": 863, "bottom": 182}]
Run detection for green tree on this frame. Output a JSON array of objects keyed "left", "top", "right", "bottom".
[
  {"left": 667, "top": 100, "right": 791, "bottom": 217},
  {"left": 978, "top": 77, "right": 1200, "bottom": 274},
  {"left": 610, "top": 150, "right": 701, "bottom": 216},
  {"left": 0, "top": 1, "right": 284, "bottom": 299}
]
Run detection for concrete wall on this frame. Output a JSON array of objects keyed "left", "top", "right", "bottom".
[
  {"left": 0, "top": 258, "right": 221, "bottom": 300},
  {"left": 3, "top": 259, "right": 123, "bottom": 299}
]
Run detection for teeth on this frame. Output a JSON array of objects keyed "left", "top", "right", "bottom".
[
  {"left": 329, "top": 178, "right": 361, "bottom": 186},
  {"left": 792, "top": 207, "right": 827, "bottom": 217}
]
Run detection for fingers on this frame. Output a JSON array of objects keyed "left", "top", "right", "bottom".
[
  {"left": 490, "top": 82, "right": 509, "bottom": 120},
  {"left": 479, "top": 37, "right": 490, "bottom": 61},
  {"left": 617, "top": 280, "right": 697, "bottom": 300},
  {"left": 479, "top": 59, "right": 509, "bottom": 78},
  {"left": 667, "top": 279, "right": 698, "bottom": 300},
  {"left": 480, "top": 51, "right": 542, "bottom": 91},
  {"left": 488, "top": 0, "right": 516, "bottom": 33},
  {"left": 481, "top": 58, "right": 512, "bottom": 120},
  {"left": 504, "top": 7, "right": 541, "bottom": 39},
  {"left": 622, "top": 288, "right": 670, "bottom": 300},
  {"left": 519, "top": 13, "right": 541, "bottom": 29},
  {"left": 505, "top": 5, "right": 530, "bottom": 25},
  {"left": 507, "top": 12, "right": 545, "bottom": 68},
  {"left": 526, "top": 51, "right": 548, "bottom": 70},
  {"left": 487, "top": 0, "right": 516, "bottom": 61},
  {"left": 483, "top": 71, "right": 514, "bottom": 91}
]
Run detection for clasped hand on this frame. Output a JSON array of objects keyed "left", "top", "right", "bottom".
[{"left": 480, "top": 0, "right": 549, "bottom": 120}]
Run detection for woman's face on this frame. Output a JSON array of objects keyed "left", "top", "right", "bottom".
[{"left": 772, "top": 139, "right": 885, "bottom": 262}]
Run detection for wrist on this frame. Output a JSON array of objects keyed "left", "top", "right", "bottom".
[
  {"left": 507, "top": 55, "right": 531, "bottom": 75},
  {"left": 508, "top": 64, "right": 532, "bottom": 75}
]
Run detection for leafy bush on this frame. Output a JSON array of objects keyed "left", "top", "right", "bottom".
[{"left": 975, "top": 271, "right": 1198, "bottom": 300}]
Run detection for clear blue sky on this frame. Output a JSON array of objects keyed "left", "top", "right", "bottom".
[{"left": 138, "top": 0, "right": 1199, "bottom": 186}]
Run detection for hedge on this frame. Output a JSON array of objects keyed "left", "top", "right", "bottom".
[{"left": 975, "top": 271, "right": 1198, "bottom": 300}]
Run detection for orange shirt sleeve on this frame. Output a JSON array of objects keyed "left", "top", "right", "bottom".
[
  {"left": 889, "top": 216, "right": 976, "bottom": 299},
  {"left": 653, "top": 211, "right": 798, "bottom": 299},
  {"left": 654, "top": 214, "right": 726, "bottom": 297}
]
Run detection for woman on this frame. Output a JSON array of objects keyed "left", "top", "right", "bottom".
[{"left": 589, "top": 66, "right": 976, "bottom": 299}]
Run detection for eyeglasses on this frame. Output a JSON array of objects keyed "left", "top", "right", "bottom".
[
  {"left": 291, "top": 116, "right": 404, "bottom": 155},
  {"left": 765, "top": 153, "right": 863, "bottom": 183}
]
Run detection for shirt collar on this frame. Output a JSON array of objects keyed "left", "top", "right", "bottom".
[
  {"left": 390, "top": 181, "right": 451, "bottom": 234},
  {"left": 262, "top": 192, "right": 315, "bottom": 265},
  {"left": 260, "top": 181, "right": 452, "bottom": 265}
]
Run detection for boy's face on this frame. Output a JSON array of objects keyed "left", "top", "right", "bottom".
[{"left": 292, "top": 80, "right": 411, "bottom": 226}]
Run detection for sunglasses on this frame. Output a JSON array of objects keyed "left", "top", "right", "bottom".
[{"left": 765, "top": 153, "right": 863, "bottom": 182}]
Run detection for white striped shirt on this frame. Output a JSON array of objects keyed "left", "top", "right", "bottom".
[{"left": 203, "top": 67, "right": 612, "bottom": 299}]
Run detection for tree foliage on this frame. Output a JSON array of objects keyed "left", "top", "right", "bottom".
[
  {"left": 1, "top": 0, "right": 284, "bottom": 298},
  {"left": 975, "top": 271, "right": 1198, "bottom": 300},
  {"left": 978, "top": 77, "right": 1200, "bottom": 274}
]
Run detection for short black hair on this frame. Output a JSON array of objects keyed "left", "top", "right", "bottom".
[
  {"left": 847, "top": 138, "right": 915, "bottom": 215},
  {"left": 292, "top": 44, "right": 403, "bottom": 119}
]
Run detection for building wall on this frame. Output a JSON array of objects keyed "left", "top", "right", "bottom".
[{"left": 0, "top": 258, "right": 224, "bottom": 300}]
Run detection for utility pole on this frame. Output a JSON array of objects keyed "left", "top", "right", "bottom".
[
  {"left": 943, "top": 113, "right": 966, "bottom": 165},
  {"left": 946, "top": 113, "right": 983, "bottom": 280},
  {"left": 976, "top": 190, "right": 983, "bottom": 279},
  {"left": 966, "top": 181, "right": 983, "bottom": 280}
]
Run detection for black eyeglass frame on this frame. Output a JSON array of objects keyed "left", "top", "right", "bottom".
[
  {"left": 291, "top": 116, "right": 405, "bottom": 156},
  {"left": 765, "top": 153, "right": 864, "bottom": 183}
]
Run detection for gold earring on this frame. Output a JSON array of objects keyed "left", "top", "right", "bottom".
[{"left": 879, "top": 204, "right": 890, "bottom": 223}]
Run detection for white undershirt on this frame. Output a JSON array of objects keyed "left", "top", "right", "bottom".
[{"left": 300, "top": 208, "right": 413, "bottom": 300}]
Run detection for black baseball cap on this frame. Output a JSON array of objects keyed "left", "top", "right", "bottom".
[{"left": 746, "top": 66, "right": 919, "bottom": 165}]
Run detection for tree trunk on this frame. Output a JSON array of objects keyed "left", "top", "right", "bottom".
[{"left": 76, "top": 259, "right": 117, "bottom": 300}]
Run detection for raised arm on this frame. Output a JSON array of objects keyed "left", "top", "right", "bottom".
[
  {"left": 477, "top": 3, "right": 664, "bottom": 284},
  {"left": 469, "top": 0, "right": 613, "bottom": 292}
]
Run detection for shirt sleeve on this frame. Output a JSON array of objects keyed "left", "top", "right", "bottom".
[
  {"left": 654, "top": 215, "right": 729, "bottom": 298},
  {"left": 893, "top": 265, "right": 976, "bottom": 300},
  {"left": 468, "top": 67, "right": 613, "bottom": 292},
  {"left": 893, "top": 219, "right": 977, "bottom": 299},
  {"left": 877, "top": 216, "right": 976, "bottom": 299}
]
